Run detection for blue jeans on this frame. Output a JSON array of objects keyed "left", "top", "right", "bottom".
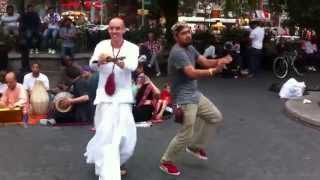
[
  {"left": 43, "top": 28, "right": 59, "bottom": 50},
  {"left": 25, "top": 29, "right": 41, "bottom": 50},
  {"left": 248, "top": 47, "right": 263, "bottom": 75}
]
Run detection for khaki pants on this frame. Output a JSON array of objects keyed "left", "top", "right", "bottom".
[{"left": 161, "top": 94, "right": 223, "bottom": 162}]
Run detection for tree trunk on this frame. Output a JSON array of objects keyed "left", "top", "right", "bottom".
[{"left": 157, "top": 0, "right": 178, "bottom": 44}]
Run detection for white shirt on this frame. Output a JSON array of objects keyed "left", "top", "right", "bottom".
[
  {"left": 0, "top": 83, "right": 7, "bottom": 94},
  {"left": 90, "top": 40, "right": 139, "bottom": 104},
  {"left": 23, "top": 73, "right": 50, "bottom": 91},
  {"left": 1, "top": 13, "right": 20, "bottom": 27},
  {"left": 43, "top": 12, "right": 61, "bottom": 29},
  {"left": 203, "top": 45, "right": 216, "bottom": 58},
  {"left": 250, "top": 26, "right": 265, "bottom": 50}
]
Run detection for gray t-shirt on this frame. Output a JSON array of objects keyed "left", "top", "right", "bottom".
[{"left": 168, "top": 44, "right": 201, "bottom": 104}]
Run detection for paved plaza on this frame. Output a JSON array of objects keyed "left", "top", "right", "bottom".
[{"left": 1, "top": 72, "right": 320, "bottom": 180}]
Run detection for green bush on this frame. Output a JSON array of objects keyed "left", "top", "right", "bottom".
[{"left": 220, "top": 28, "right": 248, "bottom": 43}]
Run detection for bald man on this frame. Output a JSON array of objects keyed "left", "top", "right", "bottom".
[
  {"left": 0, "top": 72, "right": 28, "bottom": 115},
  {"left": 85, "top": 17, "right": 139, "bottom": 180}
]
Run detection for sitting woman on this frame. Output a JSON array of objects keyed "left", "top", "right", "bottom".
[{"left": 133, "top": 65, "right": 160, "bottom": 124}]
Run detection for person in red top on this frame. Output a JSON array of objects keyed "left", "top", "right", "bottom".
[{"left": 151, "top": 83, "right": 172, "bottom": 123}]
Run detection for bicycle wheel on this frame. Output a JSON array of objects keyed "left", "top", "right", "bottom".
[
  {"left": 273, "top": 56, "right": 289, "bottom": 79},
  {"left": 292, "top": 59, "right": 304, "bottom": 76}
]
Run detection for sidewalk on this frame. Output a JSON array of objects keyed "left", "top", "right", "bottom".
[{"left": 285, "top": 92, "right": 320, "bottom": 127}]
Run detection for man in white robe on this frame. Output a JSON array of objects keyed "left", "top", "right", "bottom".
[{"left": 84, "top": 17, "right": 139, "bottom": 180}]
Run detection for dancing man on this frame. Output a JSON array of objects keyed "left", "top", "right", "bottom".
[
  {"left": 159, "top": 22, "right": 232, "bottom": 176},
  {"left": 85, "top": 17, "right": 139, "bottom": 180}
]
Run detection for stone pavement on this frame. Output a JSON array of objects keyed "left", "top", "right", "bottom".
[
  {"left": 285, "top": 92, "right": 320, "bottom": 127},
  {"left": 8, "top": 51, "right": 91, "bottom": 60},
  {"left": 1, "top": 73, "right": 320, "bottom": 180}
]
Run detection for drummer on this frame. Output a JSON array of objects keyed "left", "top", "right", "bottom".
[
  {"left": 23, "top": 63, "right": 50, "bottom": 95},
  {"left": 0, "top": 72, "right": 28, "bottom": 115},
  {"left": 42, "top": 66, "right": 92, "bottom": 125}
]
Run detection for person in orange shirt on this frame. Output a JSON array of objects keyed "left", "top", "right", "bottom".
[{"left": 0, "top": 72, "right": 28, "bottom": 116}]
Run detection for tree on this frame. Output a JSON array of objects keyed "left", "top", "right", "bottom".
[
  {"left": 156, "top": 0, "right": 178, "bottom": 44},
  {"left": 286, "top": 0, "right": 320, "bottom": 34},
  {"left": 268, "top": 0, "right": 286, "bottom": 13},
  {"left": 248, "top": 0, "right": 257, "bottom": 10},
  {"left": 224, "top": 0, "right": 234, "bottom": 16}
]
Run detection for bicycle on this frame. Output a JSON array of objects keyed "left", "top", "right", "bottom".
[{"left": 272, "top": 50, "right": 304, "bottom": 79}]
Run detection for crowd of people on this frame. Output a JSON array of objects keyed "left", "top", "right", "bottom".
[
  {"left": 0, "top": 14, "right": 232, "bottom": 180},
  {"left": 1, "top": 3, "right": 320, "bottom": 180},
  {"left": 0, "top": 4, "right": 79, "bottom": 57}
]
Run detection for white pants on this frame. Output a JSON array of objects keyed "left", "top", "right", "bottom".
[{"left": 85, "top": 103, "right": 137, "bottom": 180}]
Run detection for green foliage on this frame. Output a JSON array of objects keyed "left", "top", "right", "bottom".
[
  {"left": 156, "top": 0, "right": 178, "bottom": 45},
  {"left": 286, "top": 0, "right": 320, "bottom": 33},
  {"left": 220, "top": 28, "right": 247, "bottom": 43}
]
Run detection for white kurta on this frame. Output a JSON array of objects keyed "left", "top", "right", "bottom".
[{"left": 85, "top": 39, "right": 139, "bottom": 180}]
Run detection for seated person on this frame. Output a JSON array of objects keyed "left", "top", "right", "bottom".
[
  {"left": 220, "top": 41, "right": 243, "bottom": 77},
  {"left": 84, "top": 70, "right": 99, "bottom": 131},
  {"left": 1, "top": 5, "right": 20, "bottom": 37},
  {"left": 203, "top": 35, "right": 218, "bottom": 59},
  {"left": 300, "top": 36, "right": 320, "bottom": 71},
  {"left": 81, "top": 65, "right": 93, "bottom": 81},
  {"left": 59, "top": 17, "right": 76, "bottom": 57},
  {"left": 0, "top": 70, "right": 7, "bottom": 97},
  {"left": 151, "top": 83, "right": 172, "bottom": 123},
  {"left": 0, "top": 72, "right": 28, "bottom": 117},
  {"left": 133, "top": 64, "right": 160, "bottom": 123},
  {"left": 23, "top": 63, "right": 49, "bottom": 94},
  {"left": 142, "top": 32, "right": 163, "bottom": 77},
  {"left": 276, "top": 37, "right": 287, "bottom": 55},
  {"left": 42, "top": 66, "right": 91, "bottom": 125}
]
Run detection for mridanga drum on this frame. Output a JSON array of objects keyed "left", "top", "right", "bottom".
[
  {"left": 54, "top": 92, "right": 73, "bottom": 113},
  {"left": 30, "top": 80, "right": 49, "bottom": 115}
]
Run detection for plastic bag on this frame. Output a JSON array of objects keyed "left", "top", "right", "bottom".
[{"left": 279, "top": 78, "right": 306, "bottom": 99}]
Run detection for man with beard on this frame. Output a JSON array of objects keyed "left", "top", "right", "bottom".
[{"left": 159, "top": 22, "right": 232, "bottom": 176}]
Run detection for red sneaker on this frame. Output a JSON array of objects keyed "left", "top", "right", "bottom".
[
  {"left": 151, "top": 119, "right": 164, "bottom": 124},
  {"left": 186, "top": 147, "right": 208, "bottom": 160},
  {"left": 160, "top": 161, "right": 181, "bottom": 176}
]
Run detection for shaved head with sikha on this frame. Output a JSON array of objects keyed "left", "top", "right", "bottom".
[
  {"left": 108, "top": 17, "right": 125, "bottom": 28},
  {"left": 5, "top": 72, "right": 17, "bottom": 90}
]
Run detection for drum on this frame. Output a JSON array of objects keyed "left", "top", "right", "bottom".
[
  {"left": 30, "top": 80, "right": 49, "bottom": 115},
  {"left": 211, "top": 9, "right": 221, "bottom": 18},
  {"left": 0, "top": 107, "right": 23, "bottom": 123},
  {"left": 53, "top": 92, "right": 73, "bottom": 113}
]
